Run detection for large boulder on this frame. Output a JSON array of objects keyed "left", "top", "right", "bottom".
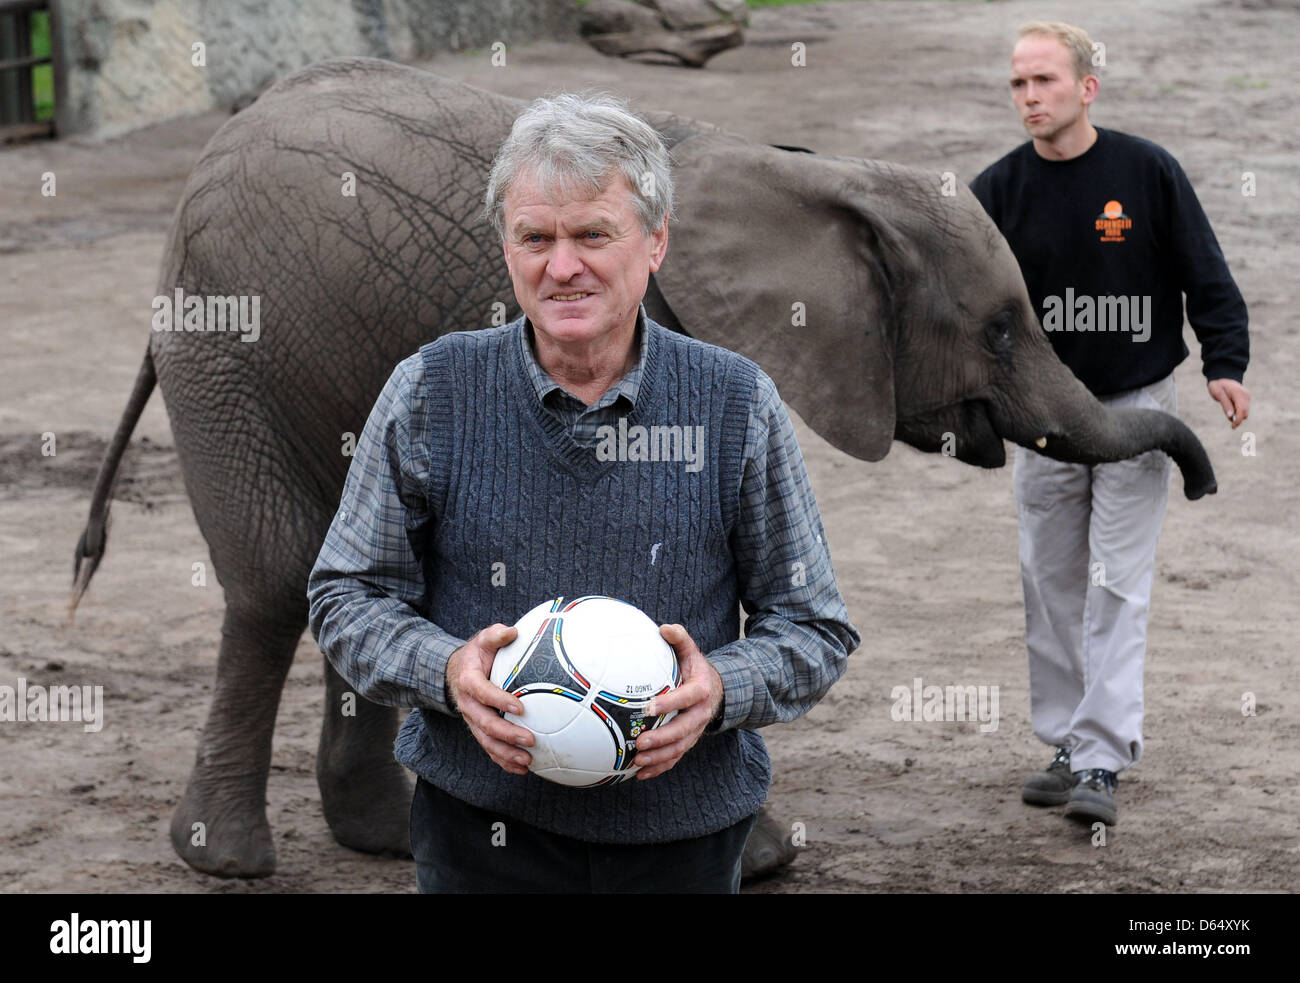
[{"left": 579, "top": 0, "right": 747, "bottom": 68}]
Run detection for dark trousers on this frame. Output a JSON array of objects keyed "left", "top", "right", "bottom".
[{"left": 410, "top": 777, "right": 758, "bottom": 893}]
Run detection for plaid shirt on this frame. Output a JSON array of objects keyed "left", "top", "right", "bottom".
[
  {"left": 308, "top": 306, "right": 859, "bottom": 732},
  {"left": 519, "top": 311, "right": 643, "bottom": 447}
]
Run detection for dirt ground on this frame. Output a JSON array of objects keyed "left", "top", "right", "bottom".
[{"left": 1, "top": 0, "right": 1296, "bottom": 894}]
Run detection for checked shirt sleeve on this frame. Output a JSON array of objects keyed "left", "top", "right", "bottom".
[
  {"left": 307, "top": 354, "right": 464, "bottom": 715},
  {"left": 706, "top": 369, "right": 861, "bottom": 731}
]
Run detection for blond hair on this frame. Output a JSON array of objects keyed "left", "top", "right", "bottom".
[{"left": 1017, "top": 21, "right": 1097, "bottom": 81}]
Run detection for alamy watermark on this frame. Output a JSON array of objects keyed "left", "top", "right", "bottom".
[
  {"left": 50, "top": 913, "right": 149, "bottom": 963},
  {"left": 595, "top": 417, "right": 705, "bottom": 473},
  {"left": 1041, "top": 289, "right": 1151, "bottom": 343},
  {"left": 0, "top": 678, "right": 104, "bottom": 732},
  {"left": 890, "top": 676, "right": 999, "bottom": 733},
  {"left": 151, "top": 288, "right": 261, "bottom": 342}
]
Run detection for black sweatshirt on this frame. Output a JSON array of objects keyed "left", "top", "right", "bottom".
[{"left": 970, "top": 127, "right": 1248, "bottom": 397}]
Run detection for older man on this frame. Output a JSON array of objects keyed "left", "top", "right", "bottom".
[
  {"left": 307, "top": 92, "right": 859, "bottom": 892},
  {"left": 970, "top": 22, "right": 1250, "bottom": 827}
]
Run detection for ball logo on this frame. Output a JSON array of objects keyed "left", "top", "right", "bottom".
[{"left": 527, "top": 636, "right": 560, "bottom": 682}]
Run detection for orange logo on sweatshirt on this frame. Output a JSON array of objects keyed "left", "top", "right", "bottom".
[{"left": 1096, "top": 200, "right": 1132, "bottom": 243}]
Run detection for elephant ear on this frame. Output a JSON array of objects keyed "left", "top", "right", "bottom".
[{"left": 654, "top": 132, "right": 897, "bottom": 461}]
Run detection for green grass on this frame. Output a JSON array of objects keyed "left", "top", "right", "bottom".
[
  {"left": 745, "top": 0, "right": 854, "bottom": 6},
  {"left": 576, "top": 0, "right": 860, "bottom": 8},
  {"left": 1226, "top": 75, "right": 1268, "bottom": 90},
  {"left": 745, "top": 0, "right": 982, "bottom": 5},
  {"left": 31, "top": 11, "right": 54, "bottom": 122},
  {"left": 574, "top": 1, "right": 931, "bottom": 12}
]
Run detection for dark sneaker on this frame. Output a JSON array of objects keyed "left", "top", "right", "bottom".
[
  {"left": 1064, "top": 768, "right": 1118, "bottom": 826},
  {"left": 1021, "top": 746, "right": 1078, "bottom": 806}
]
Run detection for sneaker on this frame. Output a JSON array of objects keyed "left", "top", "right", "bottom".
[
  {"left": 1064, "top": 768, "right": 1118, "bottom": 826},
  {"left": 1021, "top": 746, "right": 1078, "bottom": 806}
]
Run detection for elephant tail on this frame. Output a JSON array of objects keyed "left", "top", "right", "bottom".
[{"left": 69, "top": 349, "right": 157, "bottom": 622}]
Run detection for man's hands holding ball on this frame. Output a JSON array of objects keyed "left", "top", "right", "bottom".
[
  {"left": 631, "top": 623, "right": 724, "bottom": 780},
  {"left": 446, "top": 624, "right": 533, "bottom": 776},
  {"left": 447, "top": 620, "right": 722, "bottom": 781}
]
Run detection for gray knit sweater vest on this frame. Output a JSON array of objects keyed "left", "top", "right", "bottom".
[{"left": 393, "top": 313, "right": 771, "bottom": 844}]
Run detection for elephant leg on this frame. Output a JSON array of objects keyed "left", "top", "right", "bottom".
[
  {"left": 316, "top": 657, "right": 413, "bottom": 857},
  {"left": 740, "top": 806, "right": 798, "bottom": 882},
  {"left": 170, "top": 602, "right": 302, "bottom": 878}
]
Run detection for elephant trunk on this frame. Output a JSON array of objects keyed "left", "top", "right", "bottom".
[
  {"left": 992, "top": 351, "right": 1218, "bottom": 500},
  {"left": 1031, "top": 404, "right": 1218, "bottom": 500}
]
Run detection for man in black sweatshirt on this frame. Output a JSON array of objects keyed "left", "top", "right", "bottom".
[{"left": 970, "top": 20, "right": 1250, "bottom": 827}]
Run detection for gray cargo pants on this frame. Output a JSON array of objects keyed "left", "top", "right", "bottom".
[{"left": 1014, "top": 373, "right": 1177, "bottom": 774}]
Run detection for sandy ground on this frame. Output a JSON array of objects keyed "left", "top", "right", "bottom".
[{"left": 1, "top": 0, "right": 1297, "bottom": 894}]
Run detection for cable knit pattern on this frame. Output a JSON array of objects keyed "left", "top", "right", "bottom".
[{"left": 394, "top": 314, "right": 770, "bottom": 843}]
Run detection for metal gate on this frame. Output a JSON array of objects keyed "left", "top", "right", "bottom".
[{"left": 0, "top": 0, "right": 59, "bottom": 141}]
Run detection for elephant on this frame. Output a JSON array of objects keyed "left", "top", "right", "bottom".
[{"left": 71, "top": 56, "right": 1217, "bottom": 880}]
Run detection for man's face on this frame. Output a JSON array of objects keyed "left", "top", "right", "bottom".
[
  {"left": 501, "top": 167, "right": 668, "bottom": 349},
  {"left": 1009, "top": 34, "right": 1094, "bottom": 142}
]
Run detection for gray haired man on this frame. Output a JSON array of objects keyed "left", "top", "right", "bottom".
[{"left": 308, "top": 92, "right": 859, "bottom": 892}]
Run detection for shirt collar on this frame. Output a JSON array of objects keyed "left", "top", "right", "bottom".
[{"left": 519, "top": 304, "right": 649, "bottom": 410}]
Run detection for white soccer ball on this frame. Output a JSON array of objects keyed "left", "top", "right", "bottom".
[{"left": 490, "top": 595, "right": 680, "bottom": 787}]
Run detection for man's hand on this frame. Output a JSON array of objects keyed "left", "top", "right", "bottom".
[
  {"left": 632, "top": 623, "right": 724, "bottom": 780},
  {"left": 1208, "top": 378, "right": 1251, "bottom": 429},
  {"left": 446, "top": 624, "right": 534, "bottom": 775}
]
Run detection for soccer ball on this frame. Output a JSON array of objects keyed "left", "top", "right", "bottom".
[{"left": 490, "top": 595, "right": 680, "bottom": 787}]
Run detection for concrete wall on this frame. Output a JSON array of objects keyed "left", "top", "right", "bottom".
[{"left": 52, "top": 0, "right": 578, "bottom": 138}]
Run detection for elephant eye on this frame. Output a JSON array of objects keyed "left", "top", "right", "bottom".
[{"left": 986, "top": 312, "right": 1015, "bottom": 349}]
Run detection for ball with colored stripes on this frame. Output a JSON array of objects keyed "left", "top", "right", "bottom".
[{"left": 489, "top": 595, "right": 680, "bottom": 787}]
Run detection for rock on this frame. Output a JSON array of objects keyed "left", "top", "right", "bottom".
[
  {"left": 580, "top": 0, "right": 665, "bottom": 37},
  {"left": 648, "top": 0, "right": 748, "bottom": 32},
  {"left": 579, "top": 0, "right": 745, "bottom": 68}
]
